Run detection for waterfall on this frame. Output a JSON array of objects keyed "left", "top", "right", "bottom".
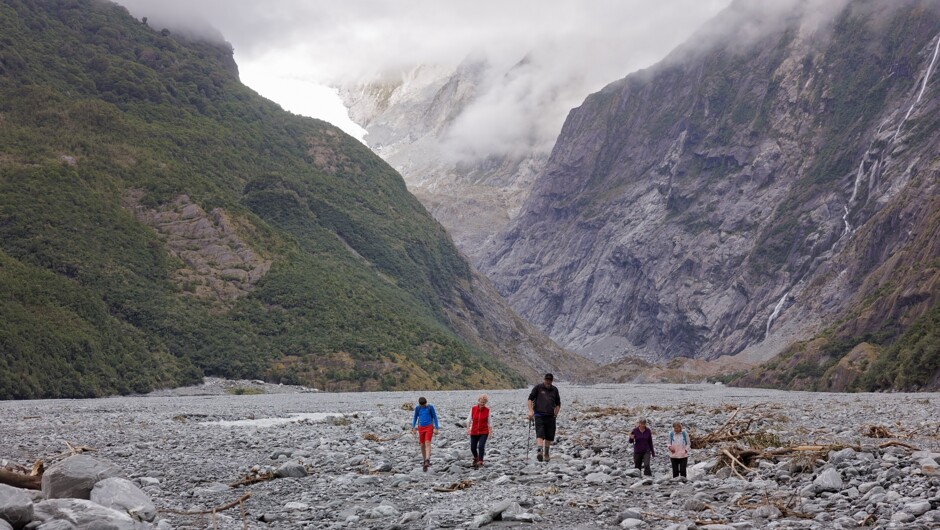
[
  {"left": 893, "top": 34, "right": 940, "bottom": 142},
  {"left": 765, "top": 292, "right": 790, "bottom": 339},
  {"left": 843, "top": 34, "right": 940, "bottom": 241}
]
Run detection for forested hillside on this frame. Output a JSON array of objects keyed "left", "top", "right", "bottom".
[{"left": 0, "top": 0, "right": 567, "bottom": 398}]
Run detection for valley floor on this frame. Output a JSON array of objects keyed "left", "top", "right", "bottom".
[{"left": 1, "top": 383, "right": 938, "bottom": 529}]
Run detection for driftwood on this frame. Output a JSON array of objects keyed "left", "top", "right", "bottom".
[
  {"left": 432, "top": 479, "right": 473, "bottom": 492},
  {"left": 690, "top": 406, "right": 780, "bottom": 449},
  {"left": 878, "top": 440, "right": 920, "bottom": 451},
  {"left": 642, "top": 511, "right": 727, "bottom": 525},
  {"left": 229, "top": 472, "right": 275, "bottom": 488},
  {"left": 735, "top": 492, "right": 813, "bottom": 519},
  {"left": 363, "top": 432, "right": 406, "bottom": 443},
  {"left": 161, "top": 492, "right": 252, "bottom": 516},
  {"left": 0, "top": 470, "right": 41, "bottom": 490}
]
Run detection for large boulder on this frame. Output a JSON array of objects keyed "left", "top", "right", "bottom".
[
  {"left": 90, "top": 478, "right": 157, "bottom": 522},
  {"left": 0, "top": 484, "right": 33, "bottom": 529},
  {"left": 0, "top": 519, "right": 13, "bottom": 530},
  {"left": 41, "top": 456, "right": 122, "bottom": 500},
  {"left": 33, "top": 499, "right": 148, "bottom": 530}
]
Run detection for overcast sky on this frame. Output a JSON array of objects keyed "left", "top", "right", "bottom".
[{"left": 115, "top": 1, "right": 733, "bottom": 146}]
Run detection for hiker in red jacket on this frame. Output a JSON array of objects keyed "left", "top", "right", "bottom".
[{"left": 465, "top": 394, "right": 492, "bottom": 468}]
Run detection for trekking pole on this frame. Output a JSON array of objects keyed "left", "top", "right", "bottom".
[{"left": 526, "top": 417, "right": 532, "bottom": 461}]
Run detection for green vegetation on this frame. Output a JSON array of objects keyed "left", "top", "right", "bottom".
[
  {"left": 860, "top": 303, "right": 940, "bottom": 391},
  {"left": 0, "top": 0, "right": 522, "bottom": 398},
  {"left": 735, "top": 301, "right": 940, "bottom": 392}
]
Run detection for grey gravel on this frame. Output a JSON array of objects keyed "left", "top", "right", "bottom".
[{"left": 2, "top": 382, "right": 939, "bottom": 529}]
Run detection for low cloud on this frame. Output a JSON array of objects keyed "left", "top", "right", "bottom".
[{"left": 114, "top": 1, "right": 857, "bottom": 160}]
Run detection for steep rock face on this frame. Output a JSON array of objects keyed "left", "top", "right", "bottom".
[
  {"left": 483, "top": 0, "right": 940, "bottom": 376},
  {"left": 340, "top": 62, "right": 547, "bottom": 266}
]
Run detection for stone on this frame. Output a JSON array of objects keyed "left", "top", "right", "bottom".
[
  {"left": 752, "top": 505, "right": 781, "bottom": 519},
  {"left": 920, "top": 458, "right": 938, "bottom": 475},
  {"left": 890, "top": 511, "right": 915, "bottom": 523},
  {"left": 0, "top": 484, "right": 33, "bottom": 529},
  {"left": 399, "top": 511, "right": 421, "bottom": 524},
  {"left": 813, "top": 468, "right": 843, "bottom": 493},
  {"left": 284, "top": 501, "right": 309, "bottom": 511},
  {"left": 828, "top": 448, "right": 856, "bottom": 465},
  {"left": 90, "top": 478, "right": 157, "bottom": 522},
  {"left": 136, "top": 478, "right": 160, "bottom": 487},
  {"left": 274, "top": 462, "right": 307, "bottom": 478},
  {"left": 41, "top": 455, "right": 122, "bottom": 500},
  {"left": 586, "top": 472, "right": 611, "bottom": 484},
  {"left": 904, "top": 501, "right": 931, "bottom": 516},
  {"left": 369, "top": 503, "right": 399, "bottom": 518},
  {"left": 620, "top": 518, "right": 646, "bottom": 528},
  {"left": 486, "top": 499, "right": 514, "bottom": 518},
  {"left": 469, "top": 514, "right": 493, "bottom": 529},
  {"left": 371, "top": 462, "right": 393, "bottom": 473},
  {"left": 0, "top": 520, "right": 11, "bottom": 530},
  {"left": 617, "top": 509, "right": 643, "bottom": 522},
  {"left": 32, "top": 499, "right": 144, "bottom": 529},
  {"left": 36, "top": 522, "right": 76, "bottom": 530},
  {"left": 683, "top": 498, "right": 708, "bottom": 512}
]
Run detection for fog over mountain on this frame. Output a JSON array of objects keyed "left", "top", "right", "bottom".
[{"left": 115, "top": 0, "right": 732, "bottom": 160}]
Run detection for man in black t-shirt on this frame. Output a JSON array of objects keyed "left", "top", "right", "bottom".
[{"left": 527, "top": 373, "right": 561, "bottom": 462}]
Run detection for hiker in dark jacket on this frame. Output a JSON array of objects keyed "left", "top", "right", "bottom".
[
  {"left": 527, "top": 373, "right": 561, "bottom": 462},
  {"left": 629, "top": 418, "right": 655, "bottom": 476}
]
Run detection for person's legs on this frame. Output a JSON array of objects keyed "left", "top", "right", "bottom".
[
  {"left": 671, "top": 458, "right": 680, "bottom": 478},
  {"left": 543, "top": 417, "right": 556, "bottom": 461},
  {"left": 418, "top": 426, "right": 434, "bottom": 467},
  {"left": 470, "top": 435, "right": 480, "bottom": 461},
  {"left": 642, "top": 451, "right": 652, "bottom": 476},
  {"left": 477, "top": 434, "right": 488, "bottom": 463},
  {"left": 633, "top": 452, "right": 643, "bottom": 471},
  {"left": 679, "top": 457, "right": 688, "bottom": 477},
  {"left": 534, "top": 417, "right": 546, "bottom": 461}
]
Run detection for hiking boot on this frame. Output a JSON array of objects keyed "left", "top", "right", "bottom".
[
  {"left": 472, "top": 458, "right": 480, "bottom": 468},
  {"left": 536, "top": 451, "right": 544, "bottom": 462},
  {"left": 423, "top": 459, "right": 429, "bottom": 472}
]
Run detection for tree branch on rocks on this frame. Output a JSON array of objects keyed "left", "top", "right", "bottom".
[
  {"left": 229, "top": 471, "right": 275, "bottom": 488},
  {"left": 0, "top": 469, "right": 41, "bottom": 490},
  {"left": 432, "top": 479, "right": 473, "bottom": 492},
  {"left": 362, "top": 432, "right": 406, "bottom": 443},
  {"left": 160, "top": 492, "right": 252, "bottom": 519}
]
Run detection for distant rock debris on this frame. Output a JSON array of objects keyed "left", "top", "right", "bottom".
[{"left": 122, "top": 190, "right": 271, "bottom": 305}]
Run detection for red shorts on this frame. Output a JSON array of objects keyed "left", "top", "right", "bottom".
[{"left": 417, "top": 425, "right": 434, "bottom": 443}]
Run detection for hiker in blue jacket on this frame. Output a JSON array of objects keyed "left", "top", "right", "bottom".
[{"left": 411, "top": 396, "right": 439, "bottom": 472}]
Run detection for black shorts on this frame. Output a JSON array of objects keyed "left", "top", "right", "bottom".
[{"left": 534, "top": 415, "right": 556, "bottom": 441}]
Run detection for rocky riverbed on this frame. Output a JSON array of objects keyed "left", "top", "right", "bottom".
[{"left": 1, "top": 382, "right": 939, "bottom": 529}]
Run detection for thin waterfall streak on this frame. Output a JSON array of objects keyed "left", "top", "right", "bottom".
[
  {"left": 765, "top": 292, "right": 790, "bottom": 339},
  {"left": 893, "top": 34, "right": 940, "bottom": 142},
  {"left": 916, "top": 34, "right": 940, "bottom": 104}
]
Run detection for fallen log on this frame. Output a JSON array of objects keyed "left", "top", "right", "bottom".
[{"left": 0, "top": 470, "right": 41, "bottom": 490}]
